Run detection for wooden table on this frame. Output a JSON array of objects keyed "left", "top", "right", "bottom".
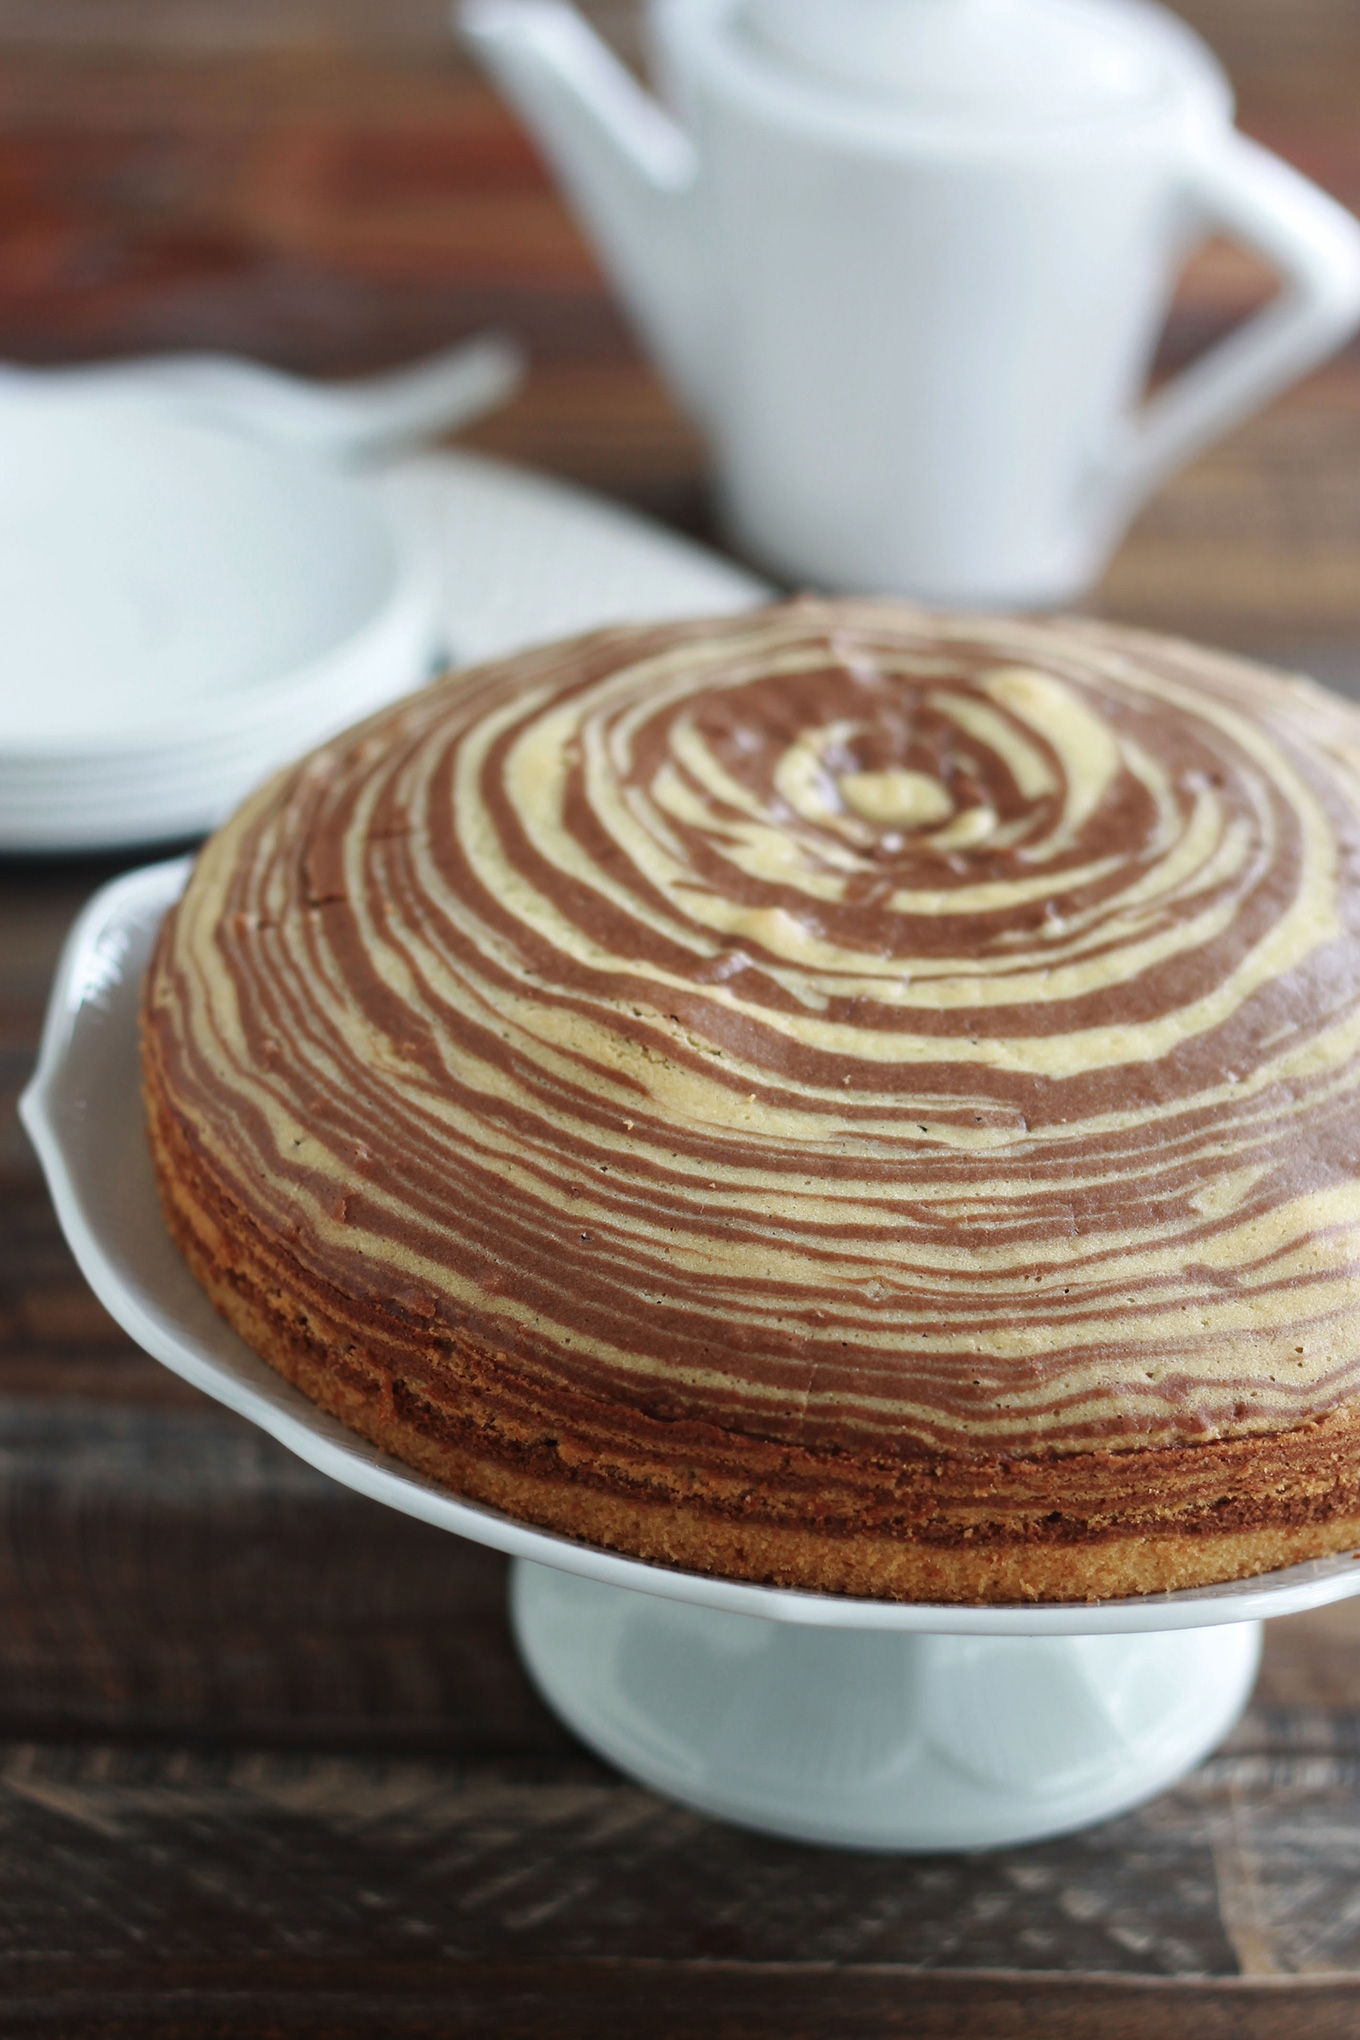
[{"left": 4, "top": 3, "right": 1360, "bottom": 2033}]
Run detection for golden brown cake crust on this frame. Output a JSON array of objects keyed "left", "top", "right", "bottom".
[{"left": 140, "top": 600, "right": 1360, "bottom": 1601}]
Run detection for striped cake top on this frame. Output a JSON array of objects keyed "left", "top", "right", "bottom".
[{"left": 146, "top": 600, "right": 1360, "bottom": 1459}]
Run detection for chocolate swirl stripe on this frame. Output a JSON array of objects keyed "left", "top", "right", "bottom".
[{"left": 145, "top": 601, "right": 1360, "bottom": 1460}]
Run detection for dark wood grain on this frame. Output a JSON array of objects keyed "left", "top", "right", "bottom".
[
  {"left": 2, "top": 2, "right": 1360, "bottom": 2032},
  {"left": 0, "top": 1727, "right": 1352, "bottom": 2001},
  {"left": 4, "top": 1969, "right": 1360, "bottom": 2040}
]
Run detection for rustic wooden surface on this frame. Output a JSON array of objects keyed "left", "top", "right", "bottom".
[{"left": 4, "top": 2, "right": 1360, "bottom": 2033}]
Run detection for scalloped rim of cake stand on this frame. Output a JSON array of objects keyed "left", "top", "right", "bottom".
[{"left": 21, "top": 855, "right": 1360, "bottom": 1640}]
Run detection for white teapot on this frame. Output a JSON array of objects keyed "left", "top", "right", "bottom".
[{"left": 462, "top": 0, "right": 1360, "bottom": 607}]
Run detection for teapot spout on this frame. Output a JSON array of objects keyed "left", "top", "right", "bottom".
[{"left": 459, "top": 0, "right": 712, "bottom": 418}]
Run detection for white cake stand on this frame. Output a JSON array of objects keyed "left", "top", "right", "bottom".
[{"left": 22, "top": 859, "right": 1360, "bottom": 1851}]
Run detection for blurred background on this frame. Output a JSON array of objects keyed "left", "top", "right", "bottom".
[{"left": 0, "top": 0, "right": 1353, "bottom": 664}]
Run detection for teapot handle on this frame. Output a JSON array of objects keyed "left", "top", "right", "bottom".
[{"left": 1099, "top": 133, "right": 1360, "bottom": 517}]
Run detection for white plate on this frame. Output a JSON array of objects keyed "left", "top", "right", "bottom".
[
  {"left": 22, "top": 856, "right": 1360, "bottom": 1638},
  {"left": 372, "top": 448, "right": 766, "bottom": 664},
  {"left": 0, "top": 580, "right": 441, "bottom": 850}
]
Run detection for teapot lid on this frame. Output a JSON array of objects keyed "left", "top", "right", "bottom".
[{"left": 739, "top": 0, "right": 1215, "bottom": 125}]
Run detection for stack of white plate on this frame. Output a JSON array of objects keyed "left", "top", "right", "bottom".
[
  {"left": 0, "top": 371, "right": 769, "bottom": 855},
  {"left": 0, "top": 391, "right": 443, "bottom": 853}
]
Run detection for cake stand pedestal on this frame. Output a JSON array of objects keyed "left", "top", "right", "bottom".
[
  {"left": 23, "top": 859, "right": 1360, "bottom": 1860},
  {"left": 512, "top": 1560, "right": 1261, "bottom": 1850}
]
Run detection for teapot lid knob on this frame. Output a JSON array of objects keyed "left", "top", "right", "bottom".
[{"left": 740, "top": 0, "right": 1190, "bottom": 121}]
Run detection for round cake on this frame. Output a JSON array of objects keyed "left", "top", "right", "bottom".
[{"left": 141, "top": 599, "right": 1360, "bottom": 1602}]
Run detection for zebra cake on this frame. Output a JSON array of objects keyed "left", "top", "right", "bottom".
[{"left": 141, "top": 600, "right": 1360, "bottom": 1601}]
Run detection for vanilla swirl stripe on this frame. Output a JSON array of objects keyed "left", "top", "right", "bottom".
[{"left": 144, "top": 599, "right": 1360, "bottom": 1512}]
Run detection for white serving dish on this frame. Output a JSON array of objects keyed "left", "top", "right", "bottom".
[{"left": 22, "top": 858, "right": 1360, "bottom": 1851}]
